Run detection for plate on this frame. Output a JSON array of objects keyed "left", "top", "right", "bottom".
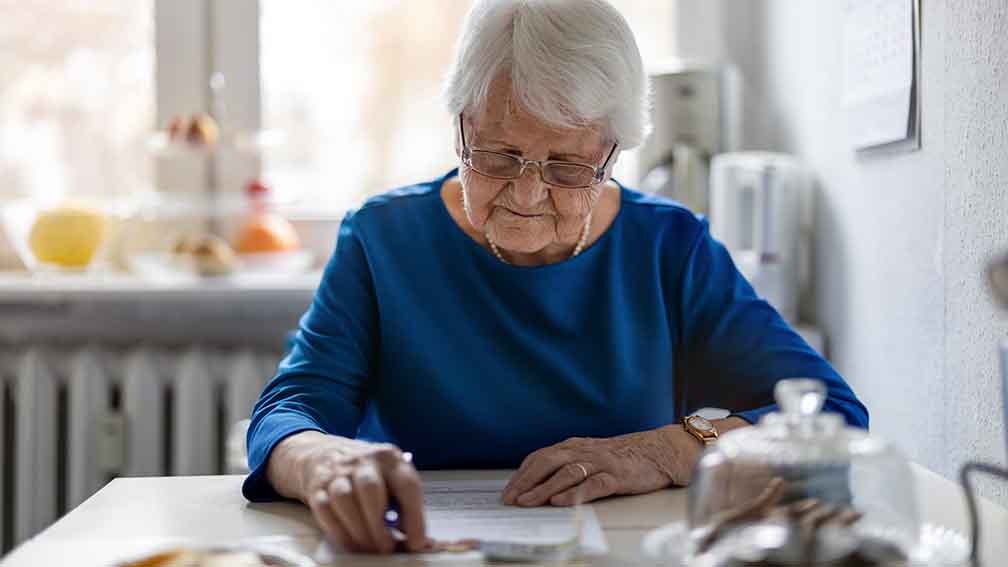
[
  {"left": 641, "top": 521, "right": 970, "bottom": 566},
  {"left": 116, "top": 541, "right": 316, "bottom": 567},
  {"left": 127, "top": 250, "right": 314, "bottom": 283},
  {"left": 239, "top": 250, "right": 315, "bottom": 275}
]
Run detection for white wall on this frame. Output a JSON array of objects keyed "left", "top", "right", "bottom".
[{"left": 676, "top": 0, "right": 1008, "bottom": 502}]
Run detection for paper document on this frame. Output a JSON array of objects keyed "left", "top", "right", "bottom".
[
  {"left": 424, "top": 479, "right": 607, "bottom": 554},
  {"left": 843, "top": 0, "right": 918, "bottom": 149},
  {"left": 315, "top": 478, "right": 608, "bottom": 560}
]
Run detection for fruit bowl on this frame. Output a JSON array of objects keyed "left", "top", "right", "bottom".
[
  {"left": 120, "top": 190, "right": 315, "bottom": 282},
  {"left": 0, "top": 196, "right": 134, "bottom": 273}
]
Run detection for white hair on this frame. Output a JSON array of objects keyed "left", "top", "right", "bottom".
[{"left": 443, "top": 0, "right": 651, "bottom": 149}]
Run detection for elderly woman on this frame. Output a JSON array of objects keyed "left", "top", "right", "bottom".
[{"left": 243, "top": 0, "right": 868, "bottom": 555}]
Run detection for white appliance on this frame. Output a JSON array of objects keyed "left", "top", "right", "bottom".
[
  {"left": 633, "top": 60, "right": 740, "bottom": 215},
  {"left": 710, "top": 152, "right": 808, "bottom": 324}
]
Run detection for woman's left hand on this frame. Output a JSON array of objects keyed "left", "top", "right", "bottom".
[{"left": 500, "top": 427, "right": 702, "bottom": 507}]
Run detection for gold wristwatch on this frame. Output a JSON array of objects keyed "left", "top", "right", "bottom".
[{"left": 682, "top": 415, "right": 719, "bottom": 446}]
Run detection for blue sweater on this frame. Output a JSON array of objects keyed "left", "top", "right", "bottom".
[{"left": 243, "top": 169, "right": 868, "bottom": 501}]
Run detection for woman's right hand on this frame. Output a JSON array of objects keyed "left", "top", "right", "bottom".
[{"left": 266, "top": 431, "right": 430, "bottom": 554}]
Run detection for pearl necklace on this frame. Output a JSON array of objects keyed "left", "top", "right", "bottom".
[{"left": 461, "top": 188, "right": 592, "bottom": 264}]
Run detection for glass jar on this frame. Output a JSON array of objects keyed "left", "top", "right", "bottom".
[{"left": 686, "top": 379, "right": 919, "bottom": 565}]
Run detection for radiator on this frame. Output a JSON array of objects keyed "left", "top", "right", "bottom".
[{"left": 0, "top": 344, "right": 281, "bottom": 553}]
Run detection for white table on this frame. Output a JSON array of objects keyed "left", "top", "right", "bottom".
[{"left": 2, "top": 465, "right": 1006, "bottom": 566}]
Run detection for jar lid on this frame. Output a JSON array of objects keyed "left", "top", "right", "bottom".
[{"left": 713, "top": 379, "right": 885, "bottom": 467}]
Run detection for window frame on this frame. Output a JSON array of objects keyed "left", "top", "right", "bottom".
[
  {"left": 193, "top": 1, "right": 681, "bottom": 209},
  {"left": 155, "top": 0, "right": 262, "bottom": 195}
]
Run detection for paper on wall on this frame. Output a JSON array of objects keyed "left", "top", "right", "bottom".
[{"left": 844, "top": 0, "right": 916, "bottom": 149}]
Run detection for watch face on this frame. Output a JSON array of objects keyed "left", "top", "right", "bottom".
[{"left": 688, "top": 416, "right": 714, "bottom": 432}]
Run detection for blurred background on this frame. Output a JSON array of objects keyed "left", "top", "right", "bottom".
[
  {"left": 0, "top": 1, "right": 673, "bottom": 210},
  {"left": 0, "top": 0, "right": 1006, "bottom": 557}
]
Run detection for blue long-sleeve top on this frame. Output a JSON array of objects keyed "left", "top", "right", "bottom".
[{"left": 243, "top": 169, "right": 868, "bottom": 501}]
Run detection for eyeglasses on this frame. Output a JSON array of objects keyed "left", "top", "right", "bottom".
[{"left": 458, "top": 113, "right": 618, "bottom": 189}]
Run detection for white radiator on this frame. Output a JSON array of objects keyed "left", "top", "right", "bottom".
[{"left": 0, "top": 344, "right": 281, "bottom": 552}]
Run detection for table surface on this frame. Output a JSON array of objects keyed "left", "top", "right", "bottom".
[{"left": 2, "top": 464, "right": 1007, "bottom": 566}]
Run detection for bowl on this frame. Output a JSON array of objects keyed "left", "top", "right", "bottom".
[
  {"left": 0, "top": 196, "right": 134, "bottom": 273},
  {"left": 120, "top": 191, "right": 317, "bottom": 282}
]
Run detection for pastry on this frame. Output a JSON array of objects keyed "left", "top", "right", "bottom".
[
  {"left": 189, "top": 234, "right": 237, "bottom": 276},
  {"left": 186, "top": 113, "right": 220, "bottom": 146},
  {"left": 166, "top": 116, "right": 186, "bottom": 141},
  {"left": 165, "top": 113, "right": 220, "bottom": 146},
  {"left": 170, "top": 234, "right": 196, "bottom": 256}
]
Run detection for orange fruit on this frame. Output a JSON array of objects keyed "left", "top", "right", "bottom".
[{"left": 235, "top": 214, "right": 300, "bottom": 253}]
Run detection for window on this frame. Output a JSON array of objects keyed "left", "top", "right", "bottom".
[
  {"left": 0, "top": 1, "right": 155, "bottom": 201},
  {"left": 0, "top": 1, "right": 674, "bottom": 209},
  {"left": 259, "top": 1, "right": 470, "bottom": 211},
  {"left": 258, "top": 1, "right": 675, "bottom": 213}
]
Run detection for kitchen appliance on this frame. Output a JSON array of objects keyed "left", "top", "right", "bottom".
[
  {"left": 633, "top": 60, "right": 739, "bottom": 215},
  {"left": 710, "top": 152, "right": 807, "bottom": 324}
]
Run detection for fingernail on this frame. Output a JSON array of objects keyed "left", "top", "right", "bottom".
[{"left": 517, "top": 492, "right": 535, "bottom": 506}]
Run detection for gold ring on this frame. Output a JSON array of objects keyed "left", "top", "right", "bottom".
[{"left": 574, "top": 462, "right": 589, "bottom": 481}]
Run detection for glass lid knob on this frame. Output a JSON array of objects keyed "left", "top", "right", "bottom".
[{"left": 775, "top": 378, "right": 826, "bottom": 419}]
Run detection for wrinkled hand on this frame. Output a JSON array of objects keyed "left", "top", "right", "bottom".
[
  {"left": 269, "top": 433, "right": 430, "bottom": 554},
  {"left": 501, "top": 429, "right": 700, "bottom": 507}
]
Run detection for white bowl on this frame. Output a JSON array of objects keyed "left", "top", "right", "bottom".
[{"left": 0, "top": 197, "right": 134, "bottom": 274}]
